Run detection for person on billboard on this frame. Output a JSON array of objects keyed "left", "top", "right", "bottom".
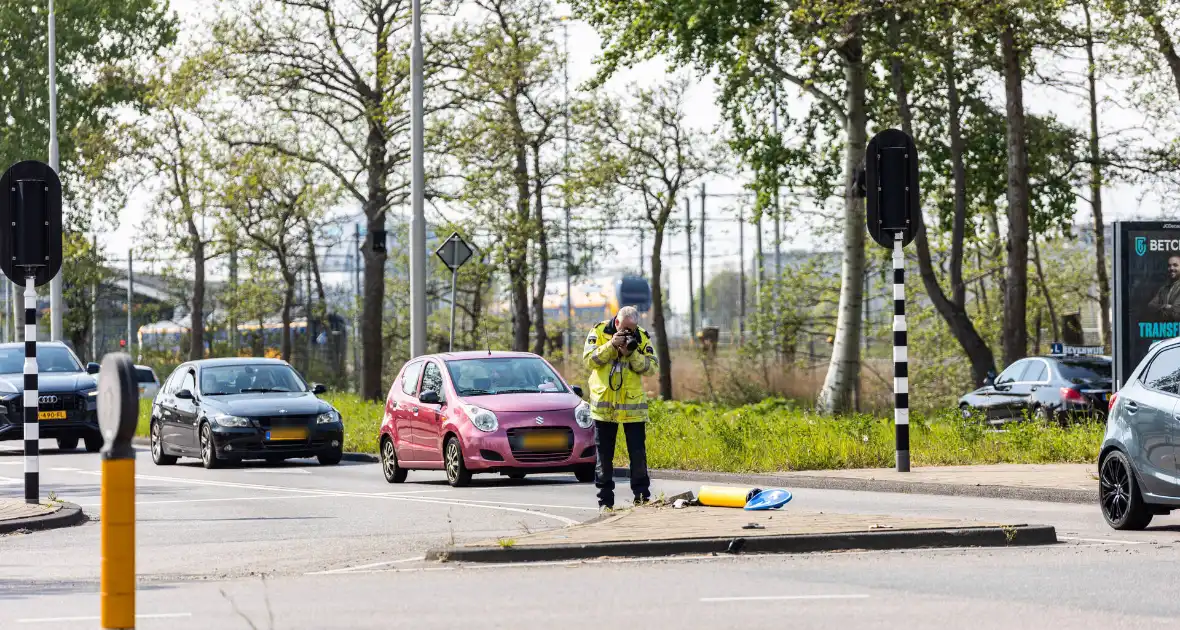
[{"left": 1148, "top": 255, "right": 1180, "bottom": 321}]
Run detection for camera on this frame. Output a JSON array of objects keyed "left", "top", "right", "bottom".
[{"left": 619, "top": 330, "right": 640, "bottom": 353}]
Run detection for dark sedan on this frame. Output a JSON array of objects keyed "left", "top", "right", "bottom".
[
  {"left": 149, "top": 358, "right": 344, "bottom": 468},
  {"left": 0, "top": 341, "right": 102, "bottom": 452},
  {"left": 959, "top": 354, "right": 1112, "bottom": 425}
]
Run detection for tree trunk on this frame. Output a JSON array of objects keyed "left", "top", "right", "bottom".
[
  {"left": 1139, "top": 3, "right": 1180, "bottom": 102},
  {"left": 361, "top": 146, "right": 389, "bottom": 400},
  {"left": 304, "top": 217, "right": 327, "bottom": 304},
  {"left": 946, "top": 43, "right": 968, "bottom": 308},
  {"left": 187, "top": 216, "right": 205, "bottom": 361},
  {"left": 1083, "top": 0, "right": 1112, "bottom": 351},
  {"left": 1032, "top": 236, "right": 1059, "bottom": 342},
  {"left": 281, "top": 267, "right": 296, "bottom": 363},
  {"left": 531, "top": 145, "right": 549, "bottom": 356},
  {"left": 649, "top": 216, "right": 673, "bottom": 400},
  {"left": 508, "top": 98, "right": 532, "bottom": 352},
  {"left": 890, "top": 22, "right": 996, "bottom": 386},
  {"left": 818, "top": 32, "right": 867, "bottom": 414},
  {"left": 1000, "top": 24, "right": 1031, "bottom": 366}
]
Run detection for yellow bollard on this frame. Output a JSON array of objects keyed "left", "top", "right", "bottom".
[
  {"left": 697, "top": 485, "right": 761, "bottom": 508},
  {"left": 97, "top": 353, "right": 140, "bottom": 630},
  {"left": 101, "top": 458, "right": 135, "bottom": 629}
]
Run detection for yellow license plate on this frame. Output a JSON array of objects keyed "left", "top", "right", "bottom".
[
  {"left": 521, "top": 432, "right": 567, "bottom": 451},
  {"left": 266, "top": 427, "right": 308, "bottom": 441},
  {"left": 38, "top": 410, "right": 66, "bottom": 420}
]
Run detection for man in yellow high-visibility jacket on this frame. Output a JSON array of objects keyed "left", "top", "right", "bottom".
[{"left": 582, "top": 305, "right": 658, "bottom": 510}]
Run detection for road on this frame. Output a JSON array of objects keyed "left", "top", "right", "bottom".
[{"left": 2, "top": 441, "right": 1179, "bottom": 629}]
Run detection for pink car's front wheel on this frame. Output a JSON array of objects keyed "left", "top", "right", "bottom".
[{"left": 445, "top": 436, "right": 472, "bottom": 487}]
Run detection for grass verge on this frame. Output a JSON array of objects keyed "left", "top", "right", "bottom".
[{"left": 134, "top": 394, "right": 1102, "bottom": 471}]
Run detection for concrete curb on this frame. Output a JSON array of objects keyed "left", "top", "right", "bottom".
[
  {"left": 428, "top": 524, "right": 1058, "bottom": 563},
  {"left": 130, "top": 437, "right": 379, "bottom": 463},
  {"left": 0, "top": 502, "right": 87, "bottom": 535},
  {"left": 641, "top": 469, "right": 1095, "bottom": 505}
]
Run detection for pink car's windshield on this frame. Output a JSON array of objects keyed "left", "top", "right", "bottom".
[{"left": 445, "top": 358, "right": 568, "bottom": 396}]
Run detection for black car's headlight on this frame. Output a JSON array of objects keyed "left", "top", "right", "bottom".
[
  {"left": 317, "top": 410, "right": 342, "bottom": 425},
  {"left": 212, "top": 414, "right": 253, "bottom": 428}
]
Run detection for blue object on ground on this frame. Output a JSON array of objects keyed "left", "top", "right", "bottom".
[{"left": 744, "top": 488, "right": 792, "bottom": 510}]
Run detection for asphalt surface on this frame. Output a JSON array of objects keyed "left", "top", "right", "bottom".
[{"left": 3, "top": 441, "right": 1180, "bottom": 629}]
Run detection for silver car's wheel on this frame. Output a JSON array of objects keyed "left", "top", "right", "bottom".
[
  {"left": 444, "top": 437, "right": 471, "bottom": 488},
  {"left": 200, "top": 424, "right": 222, "bottom": 470},
  {"left": 381, "top": 438, "right": 407, "bottom": 483},
  {"left": 1100, "top": 451, "right": 1152, "bottom": 530},
  {"left": 150, "top": 421, "right": 176, "bottom": 465}
]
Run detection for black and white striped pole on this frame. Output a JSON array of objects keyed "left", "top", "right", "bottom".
[
  {"left": 892, "top": 232, "right": 909, "bottom": 472},
  {"left": 24, "top": 276, "right": 38, "bottom": 501},
  {"left": 865, "top": 129, "right": 919, "bottom": 473},
  {"left": 0, "top": 161, "right": 63, "bottom": 503}
]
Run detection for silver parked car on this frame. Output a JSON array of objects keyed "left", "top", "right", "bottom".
[{"left": 1100, "top": 338, "right": 1180, "bottom": 529}]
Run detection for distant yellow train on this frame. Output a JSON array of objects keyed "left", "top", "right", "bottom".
[{"left": 540, "top": 275, "right": 652, "bottom": 328}]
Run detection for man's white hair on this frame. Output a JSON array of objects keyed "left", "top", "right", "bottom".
[{"left": 616, "top": 306, "right": 640, "bottom": 324}]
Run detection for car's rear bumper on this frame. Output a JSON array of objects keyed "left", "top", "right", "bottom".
[{"left": 210, "top": 426, "right": 344, "bottom": 459}]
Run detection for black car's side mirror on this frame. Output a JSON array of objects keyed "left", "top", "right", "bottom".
[
  {"left": 86, "top": 362, "right": 100, "bottom": 375},
  {"left": 312, "top": 383, "right": 328, "bottom": 395},
  {"left": 175, "top": 389, "right": 194, "bottom": 400},
  {"left": 419, "top": 390, "right": 441, "bottom": 405},
  {"left": 572, "top": 385, "right": 584, "bottom": 398}
]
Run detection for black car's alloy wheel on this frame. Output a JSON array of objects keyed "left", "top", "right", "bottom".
[
  {"left": 444, "top": 437, "right": 471, "bottom": 488},
  {"left": 1100, "top": 450, "right": 1152, "bottom": 530},
  {"left": 381, "top": 438, "right": 407, "bottom": 484},
  {"left": 151, "top": 421, "right": 177, "bottom": 466},
  {"left": 200, "top": 424, "right": 222, "bottom": 470}
]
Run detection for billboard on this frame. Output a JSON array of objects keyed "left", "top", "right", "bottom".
[{"left": 1113, "top": 221, "right": 1180, "bottom": 389}]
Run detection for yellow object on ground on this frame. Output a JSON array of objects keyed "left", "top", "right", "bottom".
[
  {"left": 697, "top": 485, "right": 761, "bottom": 508},
  {"left": 102, "top": 457, "right": 135, "bottom": 629}
]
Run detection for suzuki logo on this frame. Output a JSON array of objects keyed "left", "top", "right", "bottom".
[
  {"left": 535, "top": 416, "right": 544, "bottom": 425},
  {"left": 39, "top": 395, "right": 58, "bottom": 404}
]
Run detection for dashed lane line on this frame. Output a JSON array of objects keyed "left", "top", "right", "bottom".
[{"left": 73, "top": 470, "right": 581, "bottom": 525}]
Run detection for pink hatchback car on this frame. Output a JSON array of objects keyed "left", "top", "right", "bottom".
[{"left": 379, "top": 351, "right": 596, "bottom": 487}]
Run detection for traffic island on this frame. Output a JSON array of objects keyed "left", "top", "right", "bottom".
[
  {"left": 427, "top": 504, "right": 1057, "bottom": 563},
  {"left": 0, "top": 498, "right": 86, "bottom": 535}
]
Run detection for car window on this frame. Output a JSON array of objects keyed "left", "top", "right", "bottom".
[
  {"left": 445, "top": 357, "right": 568, "bottom": 396},
  {"left": 1057, "top": 360, "right": 1111, "bottom": 385},
  {"left": 135, "top": 368, "right": 156, "bottom": 384},
  {"left": 1142, "top": 347, "right": 1180, "bottom": 394},
  {"left": 996, "top": 360, "right": 1027, "bottom": 385},
  {"left": 0, "top": 345, "right": 83, "bottom": 374},
  {"left": 199, "top": 364, "right": 307, "bottom": 395},
  {"left": 1022, "top": 361, "right": 1047, "bottom": 383},
  {"left": 401, "top": 362, "right": 424, "bottom": 396},
  {"left": 163, "top": 369, "right": 183, "bottom": 395},
  {"left": 179, "top": 371, "right": 196, "bottom": 396},
  {"left": 421, "top": 362, "right": 444, "bottom": 400}
]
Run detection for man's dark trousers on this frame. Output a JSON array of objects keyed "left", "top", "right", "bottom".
[{"left": 593, "top": 420, "right": 650, "bottom": 508}]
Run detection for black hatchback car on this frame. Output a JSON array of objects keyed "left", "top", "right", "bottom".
[
  {"left": 0, "top": 341, "right": 102, "bottom": 452},
  {"left": 149, "top": 358, "right": 344, "bottom": 468},
  {"left": 959, "top": 354, "right": 1112, "bottom": 425}
]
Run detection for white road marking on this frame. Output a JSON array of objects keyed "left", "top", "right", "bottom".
[
  {"left": 410, "top": 496, "right": 598, "bottom": 512},
  {"left": 51, "top": 467, "right": 82, "bottom": 472},
  {"left": 0, "top": 475, "right": 18, "bottom": 483},
  {"left": 242, "top": 468, "right": 312, "bottom": 475},
  {"left": 127, "top": 473, "right": 580, "bottom": 525},
  {"left": 306, "top": 556, "right": 422, "bottom": 575},
  {"left": 0, "top": 461, "right": 22, "bottom": 465},
  {"left": 1058, "top": 536, "right": 1146, "bottom": 545},
  {"left": 77, "top": 494, "right": 339, "bottom": 508},
  {"left": 700, "top": 595, "right": 870, "bottom": 603},
  {"left": 18, "top": 612, "right": 192, "bottom": 623}
]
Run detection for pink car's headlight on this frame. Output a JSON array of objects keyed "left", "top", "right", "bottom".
[
  {"left": 575, "top": 401, "right": 593, "bottom": 429},
  {"left": 463, "top": 404, "right": 498, "bottom": 432}
]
